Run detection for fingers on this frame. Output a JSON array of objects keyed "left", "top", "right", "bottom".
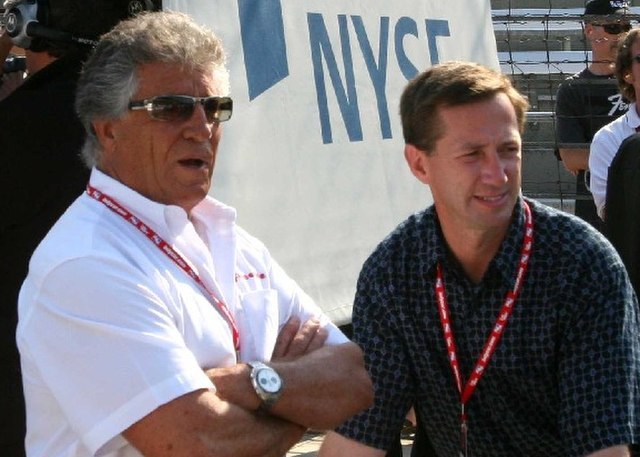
[
  {"left": 271, "top": 317, "right": 328, "bottom": 360},
  {"left": 302, "top": 325, "right": 328, "bottom": 354},
  {"left": 287, "top": 319, "right": 327, "bottom": 358},
  {"left": 272, "top": 316, "right": 301, "bottom": 359}
]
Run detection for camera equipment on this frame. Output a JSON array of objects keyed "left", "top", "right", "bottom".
[
  {"left": 2, "top": 0, "right": 156, "bottom": 49},
  {"left": 2, "top": 54, "right": 26, "bottom": 73},
  {"left": 1, "top": 0, "right": 96, "bottom": 49}
]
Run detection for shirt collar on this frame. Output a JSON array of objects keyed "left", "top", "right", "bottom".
[
  {"left": 425, "top": 197, "right": 527, "bottom": 286},
  {"left": 490, "top": 197, "right": 527, "bottom": 286},
  {"left": 88, "top": 168, "right": 236, "bottom": 240},
  {"left": 626, "top": 104, "right": 640, "bottom": 130}
]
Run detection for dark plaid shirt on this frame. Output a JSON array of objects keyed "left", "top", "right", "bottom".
[{"left": 336, "top": 197, "right": 640, "bottom": 456}]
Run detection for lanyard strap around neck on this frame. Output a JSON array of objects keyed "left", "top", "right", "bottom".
[
  {"left": 435, "top": 201, "right": 533, "bottom": 415},
  {"left": 86, "top": 184, "right": 241, "bottom": 353}
]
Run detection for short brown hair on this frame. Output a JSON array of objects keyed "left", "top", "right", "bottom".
[
  {"left": 399, "top": 61, "right": 529, "bottom": 153},
  {"left": 616, "top": 28, "right": 640, "bottom": 102}
]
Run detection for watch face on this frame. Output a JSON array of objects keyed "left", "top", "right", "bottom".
[{"left": 256, "top": 368, "right": 282, "bottom": 394}]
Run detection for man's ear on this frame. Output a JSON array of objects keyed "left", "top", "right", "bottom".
[
  {"left": 91, "top": 119, "right": 117, "bottom": 156},
  {"left": 404, "top": 144, "right": 431, "bottom": 186},
  {"left": 584, "top": 22, "right": 594, "bottom": 37}
]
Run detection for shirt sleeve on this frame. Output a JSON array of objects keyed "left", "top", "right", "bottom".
[
  {"left": 557, "top": 240, "right": 640, "bottom": 456},
  {"left": 589, "top": 126, "right": 620, "bottom": 219},
  {"left": 18, "top": 256, "right": 214, "bottom": 455},
  {"left": 555, "top": 81, "right": 589, "bottom": 145},
  {"left": 334, "top": 257, "right": 414, "bottom": 451}
]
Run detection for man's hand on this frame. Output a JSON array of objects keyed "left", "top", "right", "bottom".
[
  {"left": 319, "top": 431, "right": 386, "bottom": 457},
  {"left": 208, "top": 317, "right": 373, "bottom": 430},
  {"left": 272, "top": 317, "right": 328, "bottom": 361},
  {"left": 558, "top": 147, "right": 589, "bottom": 175},
  {"left": 585, "top": 445, "right": 630, "bottom": 457},
  {"left": 123, "top": 388, "right": 306, "bottom": 457}
]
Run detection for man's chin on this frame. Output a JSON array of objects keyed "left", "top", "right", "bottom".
[{"left": 471, "top": 199, "right": 517, "bottom": 227}]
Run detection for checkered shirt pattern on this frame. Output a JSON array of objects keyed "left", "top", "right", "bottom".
[{"left": 336, "top": 198, "right": 640, "bottom": 456}]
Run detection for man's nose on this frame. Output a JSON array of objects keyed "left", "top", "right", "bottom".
[
  {"left": 481, "top": 151, "right": 509, "bottom": 184},
  {"left": 183, "top": 103, "right": 216, "bottom": 140}
]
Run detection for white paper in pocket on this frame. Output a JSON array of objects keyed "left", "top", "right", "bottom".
[{"left": 238, "top": 289, "right": 279, "bottom": 362}]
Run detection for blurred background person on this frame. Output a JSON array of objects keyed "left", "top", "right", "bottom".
[
  {"left": 589, "top": 28, "right": 640, "bottom": 300},
  {"left": 554, "top": 0, "right": 631, "bottom": 232},
  {"left": 589, "top": 27, "right": 640, "bottom": 221}
]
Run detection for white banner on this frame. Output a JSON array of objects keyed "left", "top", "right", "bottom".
[{"left": 164, "top": 0, "right": 499, "bottom": 324}]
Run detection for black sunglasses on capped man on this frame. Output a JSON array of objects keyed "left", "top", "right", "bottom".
[
  {"left": 128, "top": 95, "right": 233, "bottom": 123},
  {"left": 592, "top": 22, "right": 632, "bottom": 34}
]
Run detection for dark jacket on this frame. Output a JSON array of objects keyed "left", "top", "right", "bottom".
[
  {"left": 0, "top": 53, "right": 90, "bottom": 457},
  {"left": 605, "top": 132, "right": 640, "bottom": 296}
]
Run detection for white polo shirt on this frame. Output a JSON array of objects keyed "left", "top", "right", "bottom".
[
  {"left": 589, "top": 103, "right": 640, "bottom": 219},
  {"left": 17, "top": 168, "right": 347, "bottom": 457}
]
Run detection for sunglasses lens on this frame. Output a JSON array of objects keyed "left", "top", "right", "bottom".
[
  {"left": 203, "top": 97, "right": 233, "bottom": 122},
  {"left": 603, "top": 23, "right": 631, "bottom": 34},
  {"left": 151, "top": 96, "right": 195, "bottom": 121},
  {"left": 131, "top": 96, "right": 233, "bottom": 123}
]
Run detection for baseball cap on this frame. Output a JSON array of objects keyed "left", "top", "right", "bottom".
[
  {"left": 584, "top": 0, "right": 630, "bottom": 16},
  {"left": 49, "top": 0, "right": 158, "bottom": 42}
]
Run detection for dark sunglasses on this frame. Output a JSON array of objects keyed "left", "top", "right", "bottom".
[
  {"left": 128, "top": 95, "right": 233, "bottom": 123},
  {"left": 592, "top": 22, "right": 632, "bottom": 34}
]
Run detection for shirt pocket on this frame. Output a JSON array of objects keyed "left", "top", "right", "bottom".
[{"left": 238, "top": 289, "right": 279, "bottom": 362}]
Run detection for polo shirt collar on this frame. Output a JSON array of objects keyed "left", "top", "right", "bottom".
[{"left": 88, "top": 168, "right": 236, "bottom": 241}]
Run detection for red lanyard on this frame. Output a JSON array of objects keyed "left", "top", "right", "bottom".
[
  {"left": 434, "top": 201, "right": 533, "bottom": 456},
  {"left": 86, "top": 184, "right": 241, "bottom": 354}
]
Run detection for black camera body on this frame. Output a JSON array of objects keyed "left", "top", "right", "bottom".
[
  {"left": 3, "top": 55, "right": 27, "bottom": 74},
  {"left": 1, "top": 0, "right": 157, "bottom": 49}
]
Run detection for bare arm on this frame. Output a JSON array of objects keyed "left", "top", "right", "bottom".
[
  {"left": 558, "top": 147, "right": 589, "bottom": 174},
  {"left": 269, "top": 340, "right": 372, "bottom": 429},
  {"left": 318, "top": 431, "right": 385, "bottom": 457},
  {"left": 123, "top": 388, "right": 305, "bottom": 457},
  {"left": 585, "top": 445, "right": 630, "bottom": 457},
  {"left": 122, "top": 318, "right": 370, "bottom": 456},
  {"left": 211, "top": 318, "right": 374, "bottom": 430}
]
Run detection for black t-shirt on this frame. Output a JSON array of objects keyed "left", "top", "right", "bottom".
[
  {"left": 554, "top": 68, "right": 627, "bottom": 231},
  {"left": 0, "top": 53, "right": 90, "bottom": 456},
  {"left": 555, "top": 68, "right": 628, "bottom": 145}
]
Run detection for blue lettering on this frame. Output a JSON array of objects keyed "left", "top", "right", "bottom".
[
  {"left": 352, "top": 15, "right": 392, "bottom": 139},
  {"left": 426, "top": 19, "right": 450, "bottom": 65},
  {"left": 307, "top": 13, "right": 363, "bottom": 144},
  {"left": 307, "top": 13, "right": 450, "bottom": 144},
  {"left": 238, "top": 0, "right": 289, "bottom": 100},
  {"left": 394, "top": 17, "right": 419, "bottom": 80}
]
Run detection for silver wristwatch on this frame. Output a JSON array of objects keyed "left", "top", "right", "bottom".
[{"left": 248, "top": 361, "right": 283, "bottom": 411}]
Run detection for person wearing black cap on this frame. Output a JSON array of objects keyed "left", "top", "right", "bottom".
[
  {"left": 554, "top": 0, "right": 632, "bottom": 233},
  {"left": 0, "top": 1, "right": 158, "bottom": 456}
]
